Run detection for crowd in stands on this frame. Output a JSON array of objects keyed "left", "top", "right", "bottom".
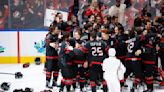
[
  {"left": 0, "top": 0, "right": 163, "bottom": 29},
  {"left": 0, "top": 0, "right": 44, "bottom": 29},
  {"left": 10, "top": 0, "right": 44, "bottom": 29}
]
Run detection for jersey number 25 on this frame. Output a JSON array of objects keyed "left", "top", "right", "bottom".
[{"left": 91, "top": 47, "right": 103, "bottom": 56}]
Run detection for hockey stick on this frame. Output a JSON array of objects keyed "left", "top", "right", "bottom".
[
  {"left": 157, "top": 57, "right": 164, "bottom": 86},
  {"left": 158, "top": 67, "right": 164, "bottom": 80},
  {"left": 158, "top": 67, "right": 164, "bottom": 86},
  {"left": 0, "top": 72, "right": 15, "bottom": 75},
  {"left": 0, "top": 72, "right": 23, "bottom": 79}
]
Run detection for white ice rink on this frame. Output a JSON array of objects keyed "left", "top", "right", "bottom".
[{"left": 0, "top": 64, "right": 164, "bottom": 92}]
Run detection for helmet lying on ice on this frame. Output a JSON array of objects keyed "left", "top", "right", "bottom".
[{"left": 1, "top": 82, "right": 10, "bottom": 91}]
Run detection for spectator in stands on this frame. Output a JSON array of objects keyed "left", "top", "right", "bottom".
[
  {"left": 103, "top": 15, "right": 111, "bottom": 26},
  {"left": 67, "top": 14, "right": 79, "bottom": 37},
  {"left": 152, "top": 0, "right": 162, "bottom": 17},
  {"left": 23, "top": 1, "right": 35, "bottom": 28},
  {"left": 108, "top": 16, "right": 117, "bottom": 32},
  {"left": 88, "top": 14, "right": 96, "bottom": 24},
  {"left": 114, "top": 16, "right": 122, "bottom": 26},
  {"left": 102, "top": 15, "right": 111, "bottom": 32},
  {"left": 68, "top": 0, "right": 79, "bottom": 21},
  {"left": 0, "top": 4, "right": 8, "bottom": 29},
  {"left": 58, "top": 0, "right": 73, "bottom": 12},
  {"left": 125, "top": 0, "right": 139, "bottom": 29},
  {"left": 0, "top": 0, "right": 8, "bottom": 10},
  {"left": 85, "top": 0, "right": 103, "bottom": 21},
  {"left": 33, "top": 0, "right": 44, "bottom": 28},
  {"left": 53, "top": 0, "right": 59, "bottom": 10},
  {"left": 95, "top": 15, "right": 102, "bottom": 24},
  {"left": 46, "top": 0, "right": 54, "bottom": 9},
  {"left": 0, "top": 0, "right": 8, "bottom": 11},
  {"left": 11, "top": 0, "right": 25, "bottom": 29},
  {"left": 24, "top": 0, "right": 44, "bottom": 28},
  {"left": 108, "top": 0, "right": 126, "bottom": 26},
  {"left": 143, "top": 0, "right": 162, "bottom": 18},
  {"left": 161, "top": 2, "right": 164, "bottom": 17}
]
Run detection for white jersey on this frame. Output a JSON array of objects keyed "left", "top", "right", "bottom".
[{"left": 103, "top": 57, "right": 126, "bottom": 92}]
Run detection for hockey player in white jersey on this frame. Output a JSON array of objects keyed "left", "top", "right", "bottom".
[{"left": 103, "top": 48, "right": 126, "bottom": 92}]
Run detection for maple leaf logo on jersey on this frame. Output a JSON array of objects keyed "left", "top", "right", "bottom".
[{"left": 34, "top": 40, "right": 46, "bottom": 54}]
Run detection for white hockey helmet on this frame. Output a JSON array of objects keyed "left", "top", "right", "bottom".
[{"left": 108, "top": 48, "right": 116, "bottom": 57}]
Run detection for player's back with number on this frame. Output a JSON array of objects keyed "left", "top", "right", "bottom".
[
  {"left": 87, "top": 40, "right": 107, "bottom": 62},
  {"left": 126, "top": 34, "right": 142, "bottom": 59},
  {"left": 82, "top": 31, "right": 108, "bottom": 64}
]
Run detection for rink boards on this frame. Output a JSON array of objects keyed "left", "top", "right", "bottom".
[{"left": 0, "top": 30, "right": 47, "bottom": 64}]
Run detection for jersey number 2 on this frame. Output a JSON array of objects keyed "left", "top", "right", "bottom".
[{"left": 127, "top": 42, "right": 134, "bottom": 53}]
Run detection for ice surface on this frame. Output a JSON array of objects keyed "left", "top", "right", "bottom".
[{"left": 0, "top": 64, "right": 164, "bottom": 92}]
